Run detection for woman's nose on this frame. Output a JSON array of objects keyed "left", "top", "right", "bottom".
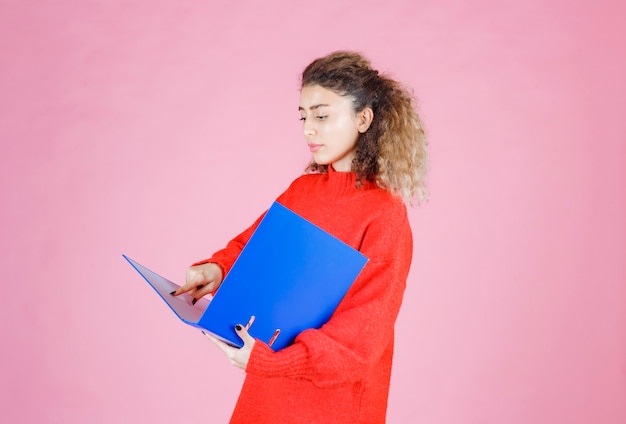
[{"left": 303, "top": 120, "right": 315, "bottom": 136}]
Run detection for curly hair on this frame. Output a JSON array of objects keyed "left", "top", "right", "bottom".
[{"left": 301, "top": 51, "right": 429, "bottom": 205}]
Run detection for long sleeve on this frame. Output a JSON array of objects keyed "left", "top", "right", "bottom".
[{"left": 192, "top": 211, "right": 266, "bottom": 276}]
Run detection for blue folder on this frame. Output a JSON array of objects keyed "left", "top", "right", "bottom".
[{"left": 123, "top": 201, "right": 368, "bottom": 351}]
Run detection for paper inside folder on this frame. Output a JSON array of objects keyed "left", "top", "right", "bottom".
[{"left": 123, "top": 255, "right": 210, "bottom": 324}]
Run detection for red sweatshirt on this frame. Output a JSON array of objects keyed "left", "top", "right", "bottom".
[{"left": 197, "top": 166, "right": 413, "bottom": 423}]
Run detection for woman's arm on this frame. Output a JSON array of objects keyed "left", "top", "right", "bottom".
[{"left": 173, "top": 210, "right": 267, "bottom": 301}]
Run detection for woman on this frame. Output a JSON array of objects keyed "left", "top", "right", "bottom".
[{"left": 173, "top": 51, "right": 428, "bottom": 423}]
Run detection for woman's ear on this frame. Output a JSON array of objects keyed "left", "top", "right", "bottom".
[{"left": 357, "top": 107, "right": 374, "bottom": 133}]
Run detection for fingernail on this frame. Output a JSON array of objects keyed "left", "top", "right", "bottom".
[
  {"left": 192, "top": 298, "right": 197, "bottom": 305},
  {"left": 169, "top": 291, "right": 176, "bottom": 296},
  {"left": 235, "top": 324, "right": 242, "bottom": 331}
]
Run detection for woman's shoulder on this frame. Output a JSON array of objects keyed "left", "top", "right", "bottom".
[
  {"left": 290, "top": 172, "right": 322, "bottom": 185},
  {"left": 360, "top": 182, "right": 408, "bottom": 212},
  {"left": 368, "top": 190, "right": 409, "bottom": 225},
  {"left": 280, "top": 172, "right": 323, "bottom": 194}
]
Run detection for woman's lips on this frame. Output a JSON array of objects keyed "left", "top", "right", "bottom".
[{"left": 308, "top": 144, "right": 322, "bottom": 152}]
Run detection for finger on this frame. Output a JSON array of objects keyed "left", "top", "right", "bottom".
[
  {"left": 171, "top": 284, "right": 198, "bottom": 296},
  {"left": 171, "top": 281, "right": 197, "bottom": 296},
  {"left": 204, "top": 329, "right": 252, "bottom": 370},
  {"left": 173, "top": 269, "right": 207, "bottom": 296},
  {"left": 189, "top": 282, "right": 216, "bottom": 300},
  {"left": 203, "top": 332, "right": 233, "bottom": 355},
  {"left": 234, "top": 324, "right": 255, "bottom": 346},
  {"left": 171, "top": 284, "right": 200, "bottom": 297}
]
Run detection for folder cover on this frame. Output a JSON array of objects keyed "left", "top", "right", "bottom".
[{"left": 123, "top": 201, "right": 368, "bottom": 351}]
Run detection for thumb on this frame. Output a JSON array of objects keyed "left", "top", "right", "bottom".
[{"left": 234, "top": 324, "right": 255, "bottom": 345}]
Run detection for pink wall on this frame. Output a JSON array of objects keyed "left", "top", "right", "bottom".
[{"left": 1, "top": 1, "right": 624, "bottom": 423}]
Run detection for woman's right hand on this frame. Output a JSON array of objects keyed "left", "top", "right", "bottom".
[{"left": 171, "top": 262, "right": 223, "bottom": 305}]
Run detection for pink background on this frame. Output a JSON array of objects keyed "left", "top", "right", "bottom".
[{"left": 1, "top": 1, "right": 625, "bottom": 423}]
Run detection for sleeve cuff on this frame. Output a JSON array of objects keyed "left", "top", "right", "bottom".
[{"left": 246, "top": 339, "right": 311, "bottom": 379}]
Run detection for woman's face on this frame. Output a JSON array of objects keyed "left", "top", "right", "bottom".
[{"left": 299, "top": 85, "right": 369, "bottom": 172}]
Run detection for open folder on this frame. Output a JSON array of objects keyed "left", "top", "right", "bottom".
[{"left": 123, "top": 201, "right": 368, "bottom": 351}]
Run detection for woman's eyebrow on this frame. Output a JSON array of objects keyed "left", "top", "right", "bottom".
[{"left": 298, "top": 104, "right": 330, "bottom": 112}]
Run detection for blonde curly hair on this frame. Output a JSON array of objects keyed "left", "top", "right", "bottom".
[{"left": 301, "top": 51, "right": 429, "bottom": 205}]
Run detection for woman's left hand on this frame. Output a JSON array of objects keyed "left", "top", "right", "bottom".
[{"left": 204, "top": 324, "right": 255, "bottom": 370}]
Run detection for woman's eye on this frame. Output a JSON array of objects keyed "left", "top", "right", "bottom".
[{"left": 299, "top": 115, "right": 327, "bottom": 121}]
